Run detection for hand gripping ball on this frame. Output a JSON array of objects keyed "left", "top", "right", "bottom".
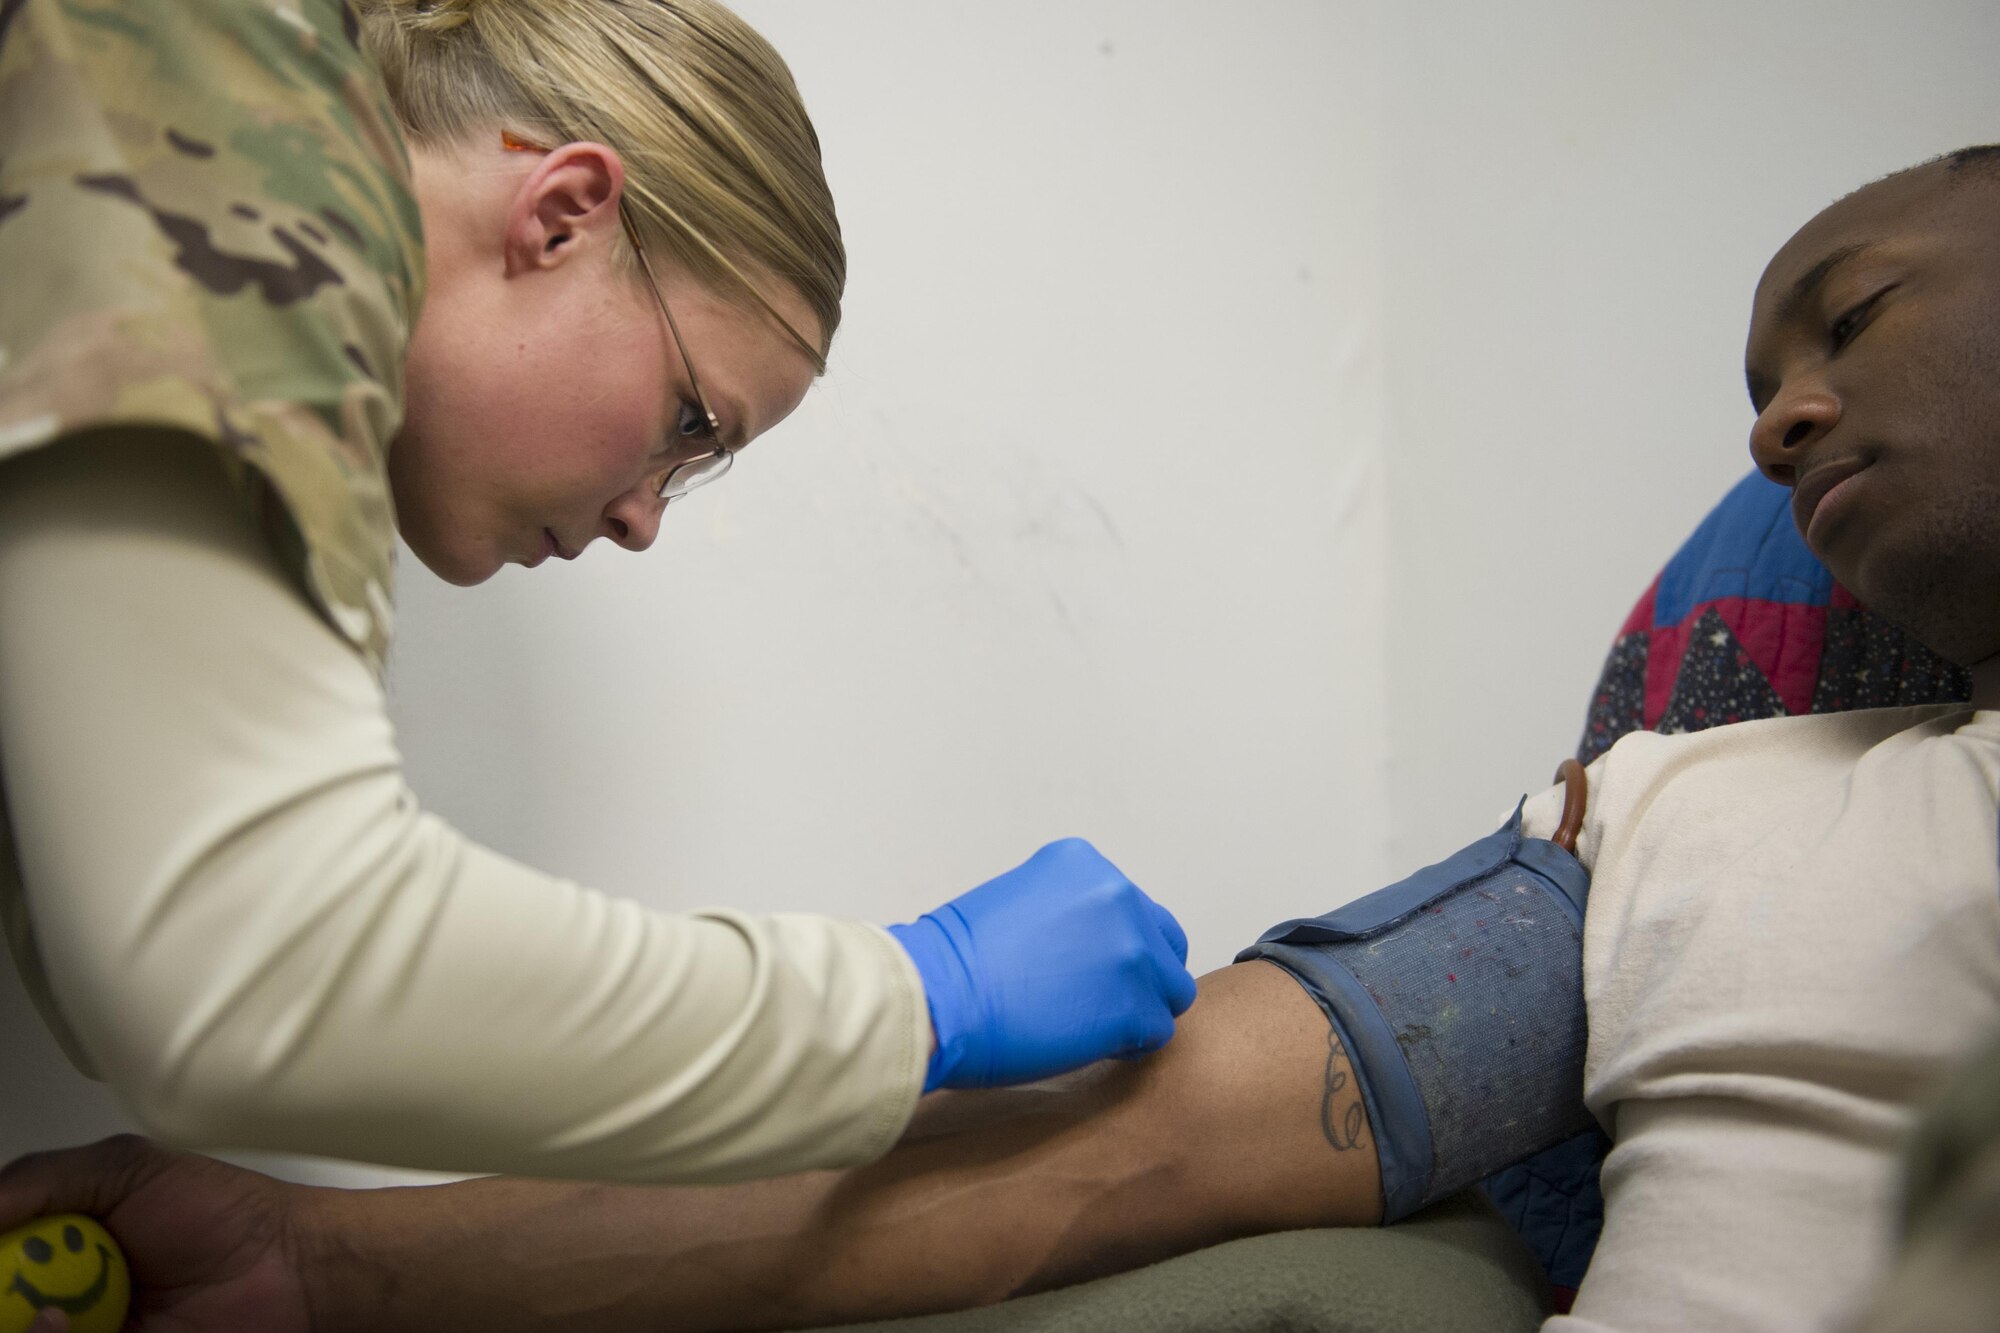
[{"left": 0, "top": 1215, "right": 130, "bottom": 1333}]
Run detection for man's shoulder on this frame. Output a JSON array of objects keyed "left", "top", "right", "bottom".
[
  {"left": 1601, "top": 702, "right": 1972, "bottom": 770},
  {"left": 1571, "top": 703, "right": 1976, "bottom": 864}
]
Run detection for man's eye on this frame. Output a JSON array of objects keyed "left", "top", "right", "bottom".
[{"left": 1830, "top": 286, "right": 1894, "bottom": 350}]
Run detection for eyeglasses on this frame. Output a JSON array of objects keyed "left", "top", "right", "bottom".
[
  {"left": 501, "top": 130, "right": 735, "bottom": 504},
  {"left": 619, "top": 209, "right": 736, "bottom": 503}
]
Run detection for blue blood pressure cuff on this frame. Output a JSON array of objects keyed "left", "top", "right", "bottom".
[{"left": 1235, "top": 804, "right": 1596, "bottom": 1222}]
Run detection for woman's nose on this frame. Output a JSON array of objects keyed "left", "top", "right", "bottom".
[
  {"left": 602, "top": 489, "right": 665, "bottom": 553},
  {"left": 1748, "top": 384, "right": 1840, "bottom": 486}
]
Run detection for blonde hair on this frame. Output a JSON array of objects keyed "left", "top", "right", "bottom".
[{"left": 358, "top": 0, "right": 841, "bottom": 369}]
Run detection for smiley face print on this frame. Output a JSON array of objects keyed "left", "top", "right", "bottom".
[{"left": 0, "top": 1214, "right": 129, "bottom": 1333}]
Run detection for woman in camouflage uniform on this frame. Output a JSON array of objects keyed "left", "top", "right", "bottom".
[{"left": 0, "top": 0, "right": 1196, "bottom": 1185}]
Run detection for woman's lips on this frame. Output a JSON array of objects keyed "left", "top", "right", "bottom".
[{"left": 535, "top": 529, "right": 582, "bottom": 563}]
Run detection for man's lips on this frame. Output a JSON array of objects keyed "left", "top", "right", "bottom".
[{"left": 1791, "top": 457, "right": 1869, "bottom": 545}]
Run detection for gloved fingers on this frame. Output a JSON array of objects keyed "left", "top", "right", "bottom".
[
  {"left": 1157, "top": 949, "right": 1199, "bottom": 1016},
  {"left": 1132, "top": 904, "right": 1198, "bottom": 1017},
  {"left": 1025, "top": 836, "right": 1097, "bottom": 877},
  {"left": 1120, "top": 1000, "right": 1178, "bottom": 1058},
  {"left": 1143, "top": 895, "right": 1190, "bottom": 965},
  {"left": 1050, "top": 840, "right": 1193, "bottom": 994},
  {"left": 907, "top": 836, "right": 1203, "bottom": 1087},
  {"left": 1105, "top": 960, "right": 1192, "bottom": 1061}
]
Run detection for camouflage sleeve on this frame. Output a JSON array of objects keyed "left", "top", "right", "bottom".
[{"left": 0, "top": 0, "right": 424, "bottom": 674}]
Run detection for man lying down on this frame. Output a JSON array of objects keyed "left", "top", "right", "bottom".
[{"left": 4, "top": 146, "right": 1999, "bottom": 1333}]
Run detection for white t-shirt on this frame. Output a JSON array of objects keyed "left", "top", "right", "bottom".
[{"left": 1522, "top": 706, "right": 2000, "bottom": 1333}]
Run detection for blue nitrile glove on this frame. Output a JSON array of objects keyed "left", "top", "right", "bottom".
[{"left": 888, "top": 838, "right": 1198, "bottom": 1092}]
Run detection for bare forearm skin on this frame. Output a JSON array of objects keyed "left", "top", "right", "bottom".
[{"left": 300, "top": 963, "right": 1383, "bottom": 1332}]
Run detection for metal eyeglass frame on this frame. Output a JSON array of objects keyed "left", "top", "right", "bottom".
[
  {"left": 500, "top": 128, "right": 734, "bottom": 503},
  {"left": 618, "top": 208, "right": 737, "bottom": 503}
]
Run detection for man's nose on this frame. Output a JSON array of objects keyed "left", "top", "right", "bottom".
[
  {"left": 603, "top": 489, "right": 665, "bottom": 553},
  {"left": 1748, "top": 384, "right": 1840, "bottom": 486}
]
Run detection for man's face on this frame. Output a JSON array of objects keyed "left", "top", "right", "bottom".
[{"left": 1744, "top": 161, "right": 2000, "bottom": 670}]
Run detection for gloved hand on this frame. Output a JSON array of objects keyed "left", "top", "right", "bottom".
[{"left": 888, "top": 838, "right": 1198, "bottom": 1092}]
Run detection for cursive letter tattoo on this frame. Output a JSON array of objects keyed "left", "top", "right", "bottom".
[{"left": 1320, "top": 1027, "right": 1366, "bottom": 1151}]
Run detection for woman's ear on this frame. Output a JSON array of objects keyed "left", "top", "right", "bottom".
[{"left": 502, "top": 141, "right": 627, "bottom": 275}]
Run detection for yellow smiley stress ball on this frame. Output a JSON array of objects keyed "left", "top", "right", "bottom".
[{"left": 0, "top": 1215, "right": 130, "bottom": 1333}]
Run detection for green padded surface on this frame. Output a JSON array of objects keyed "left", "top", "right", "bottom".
[{"left": 787, "top": 1190, "right": 1552, "bottom": 1333}]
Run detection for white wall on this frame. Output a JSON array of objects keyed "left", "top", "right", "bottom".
[
  {"left": 386, "top": 0, "right": 1389, "bottom": 977},
  {"left": 6, "top": 0, "right": 1998, "bottom": 1182}
]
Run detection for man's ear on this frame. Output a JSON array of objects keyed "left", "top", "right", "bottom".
[{"left": 502, "top": 141, "right": 627, "bottom": 275}]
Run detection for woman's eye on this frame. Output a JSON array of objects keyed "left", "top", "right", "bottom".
[{"left": 676, "top": 402, "right": 714, "bottom": 441}]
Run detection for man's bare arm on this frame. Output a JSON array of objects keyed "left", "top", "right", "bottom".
[{"left": 299, "top": 961, "right": 1381, "bottom": 1332}]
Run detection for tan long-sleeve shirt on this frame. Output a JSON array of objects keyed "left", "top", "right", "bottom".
[{"left": 0, "top": 435, "right": 927, "bottom": 1181}]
